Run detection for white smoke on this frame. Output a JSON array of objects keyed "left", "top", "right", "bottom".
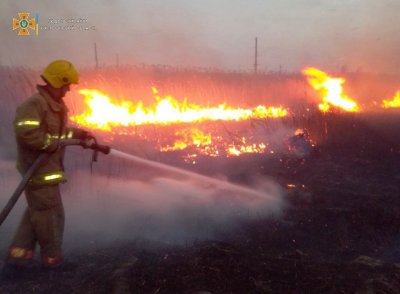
[{"left": 63, "top": 169, "right": 283, "bottom": 249}]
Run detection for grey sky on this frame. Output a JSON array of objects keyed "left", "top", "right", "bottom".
[{"left": 1, "top": 0, "right": 400, "bottom": 73}]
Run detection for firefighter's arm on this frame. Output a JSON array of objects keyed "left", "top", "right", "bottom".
[{"left": 14, "top": 98, "right": 50, "bottom": 151}]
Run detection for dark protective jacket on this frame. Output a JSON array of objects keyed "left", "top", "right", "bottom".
[{"left": 14, "top": 86, "right": 80, "bottom": 185}]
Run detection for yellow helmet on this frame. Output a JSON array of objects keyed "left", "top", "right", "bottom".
[{"left": 41, "top": 60, "right": 79, "bottom": 88}]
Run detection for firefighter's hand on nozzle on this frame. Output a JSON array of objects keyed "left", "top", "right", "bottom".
[
  {"left": 74, "top": 129, "right": 94, "bottom": 140},
  {"left": 75, "top": 128, "right": 97, "bottom": 150},
  {"left": 79, "top": 138, "right": 110, "bottom": 155},
  {"left": 80, "top": 137, "right": 96, "bottom": 149},
  {"left": 72, "top": 128, "right": 94, "bottom": 140},
  {"left": 83, "top": 130, "right": 95, "bottom": 140}
]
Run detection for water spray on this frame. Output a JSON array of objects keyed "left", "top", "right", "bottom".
[{"left": 109, "top": 149, "right": 269, "bottom": 200}]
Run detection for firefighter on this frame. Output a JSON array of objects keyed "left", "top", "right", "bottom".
[{"left": 2, "top": 60, "right": 92, "bottom": 275}]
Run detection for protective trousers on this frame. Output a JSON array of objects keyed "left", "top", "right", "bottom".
[{"left": 7, "top": 184, "right": 65, "bottom": 267}]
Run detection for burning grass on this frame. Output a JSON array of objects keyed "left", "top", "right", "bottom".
[{"left": 70, "top": 88, "right": 288, "bottom": 130}]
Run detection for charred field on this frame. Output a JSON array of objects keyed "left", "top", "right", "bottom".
[{"left": 0, "top": 67, "right": 400, "bottom": 293}]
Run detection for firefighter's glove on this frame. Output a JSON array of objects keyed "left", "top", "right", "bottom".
[{"left": 73, "top": 129, "right": 94, "bottom": 140}]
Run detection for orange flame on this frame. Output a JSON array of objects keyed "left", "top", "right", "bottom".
[
  {"left": 160, "top": 128, "right": 216, "bottom": 155},
  {"left": 226, "top": 137, "right": 267, "bottom": 156},
  {"left": 303, "top": 67, "right": 359, "bottom": 112},
  {"left": 70, "top": 88, "right": 288, "bottom": 131},
  {"left": 159, "top": 129, "right": 267, "bottom": 157},
  {"left": 382, "top": 91, "right": 400, "bottom": 108}
]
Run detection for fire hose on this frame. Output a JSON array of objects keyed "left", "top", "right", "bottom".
[{"left": 0, "top": 138, "right": 110, "bottom": 227}]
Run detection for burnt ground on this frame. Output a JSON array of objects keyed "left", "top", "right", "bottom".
[{"left": 1, "top": 112, "right": 400, "bottom": 293}]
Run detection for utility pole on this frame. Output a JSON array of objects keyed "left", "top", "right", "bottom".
[
  {"left": 94, "top": 43, "right": 99, "bottom": 69},
  {"left": 254, "top": 37, "right": 258, "bottom": 74}
]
